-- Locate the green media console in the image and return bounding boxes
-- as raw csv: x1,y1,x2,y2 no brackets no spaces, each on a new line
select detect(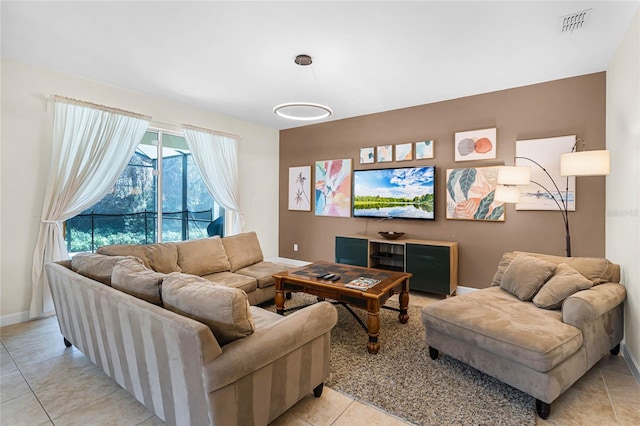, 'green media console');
335,235,458,296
